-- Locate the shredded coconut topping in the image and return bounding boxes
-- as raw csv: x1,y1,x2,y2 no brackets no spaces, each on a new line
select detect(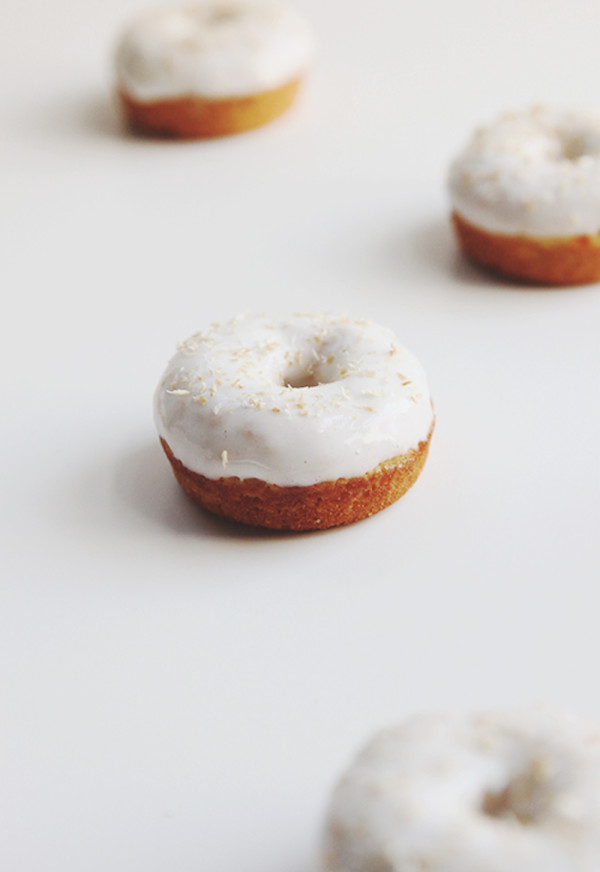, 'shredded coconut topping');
449,106,600,237
324,709,600,872
154,313,433,487
115,1,315,101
